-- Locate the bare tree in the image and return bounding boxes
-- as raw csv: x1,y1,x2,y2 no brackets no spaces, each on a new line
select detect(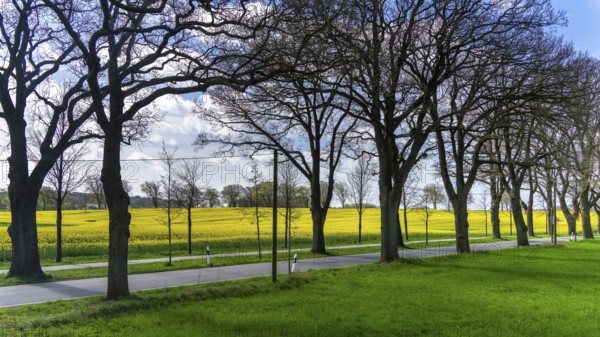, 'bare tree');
347,156,373,243
326,0,561,260
418,191,432,245
174,159,203,254
86,174,105,210
159,143,177,266
400,169,421,241
196,3,358,254
141,181,161,208
478,187,490,237
279,161,301,250
46,0,285,299
242,161,267,259
0,0,97,277
334,182,349,209
44,144,89,262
